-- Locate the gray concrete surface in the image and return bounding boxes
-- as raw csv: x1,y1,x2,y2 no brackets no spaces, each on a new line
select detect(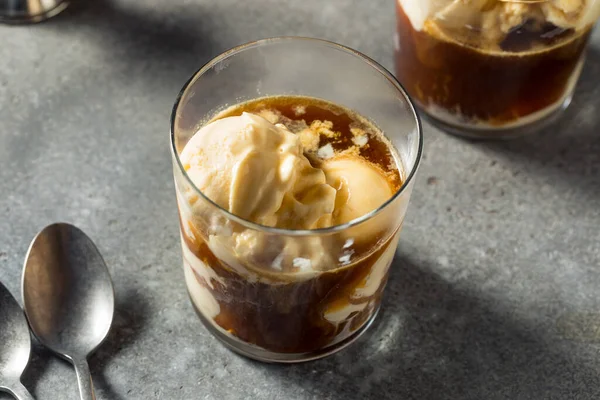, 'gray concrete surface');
1,0,599,399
